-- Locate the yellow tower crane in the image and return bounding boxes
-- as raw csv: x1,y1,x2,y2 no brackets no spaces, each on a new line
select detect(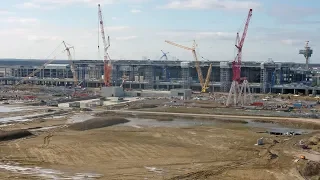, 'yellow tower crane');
165,40,212,93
